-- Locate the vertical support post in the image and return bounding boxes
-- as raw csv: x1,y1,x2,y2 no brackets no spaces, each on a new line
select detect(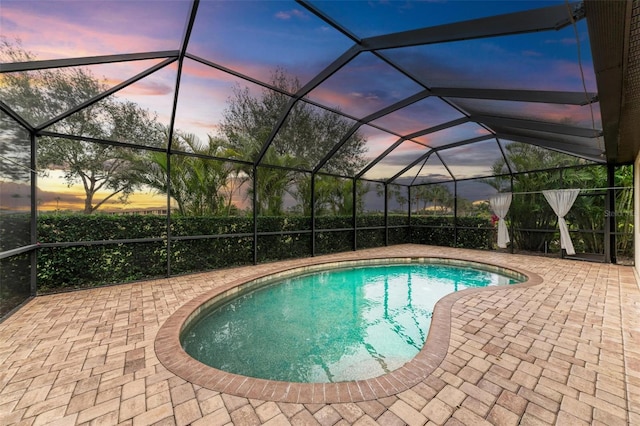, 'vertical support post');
30,131,37,296
166,151,172,277
453,181,458,248
605,164,617,263
384,183,389,246
311,173,316,257
510,175,514,254
352,177,357,251
407,186,412,243
253,165,258,265
560,168,564,259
